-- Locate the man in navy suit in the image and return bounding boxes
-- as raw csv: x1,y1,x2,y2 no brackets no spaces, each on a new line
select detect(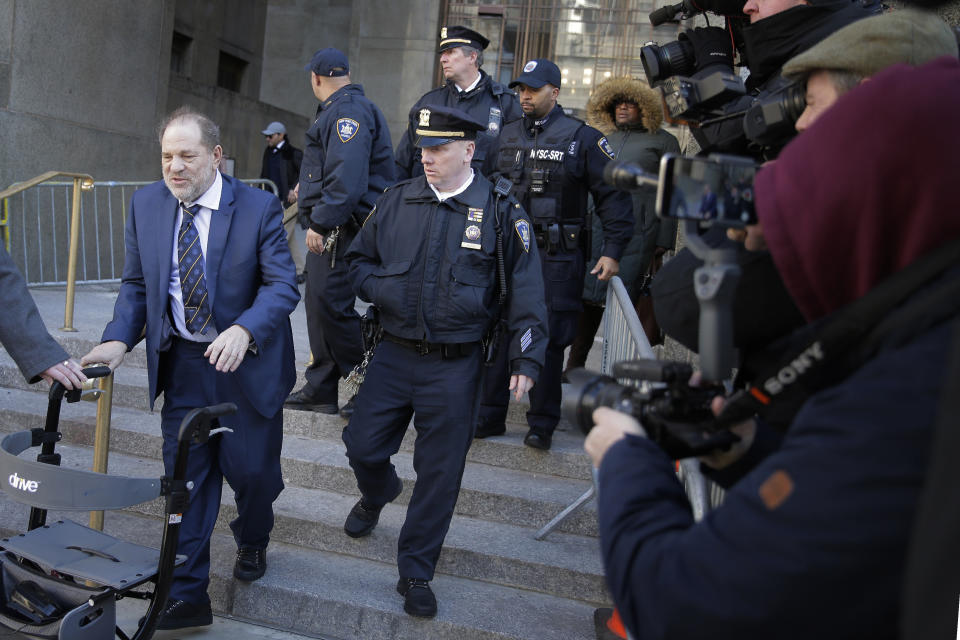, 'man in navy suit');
82,107,299,630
